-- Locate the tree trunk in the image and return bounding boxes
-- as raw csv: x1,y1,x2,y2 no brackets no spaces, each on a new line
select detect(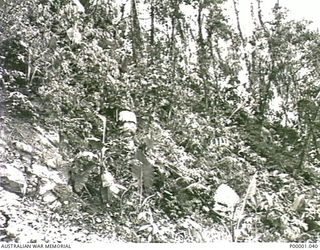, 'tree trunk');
131,0,143,64
197,1,208,110
149,0,155,65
